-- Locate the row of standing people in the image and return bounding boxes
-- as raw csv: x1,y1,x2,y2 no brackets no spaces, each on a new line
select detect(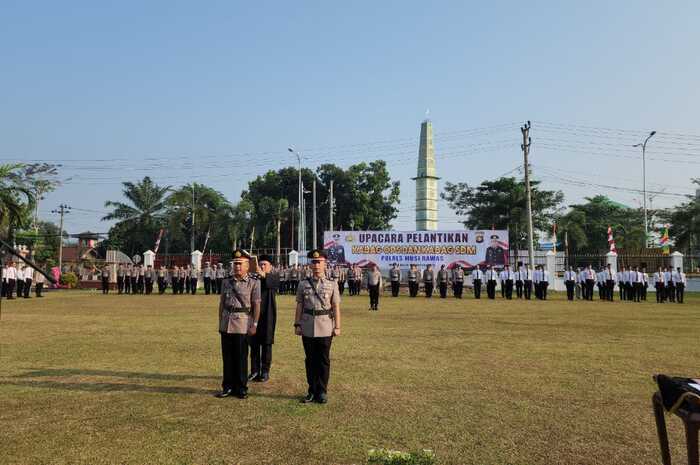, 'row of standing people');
104,263,236,295
1,261,47,298
563,265,687,303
